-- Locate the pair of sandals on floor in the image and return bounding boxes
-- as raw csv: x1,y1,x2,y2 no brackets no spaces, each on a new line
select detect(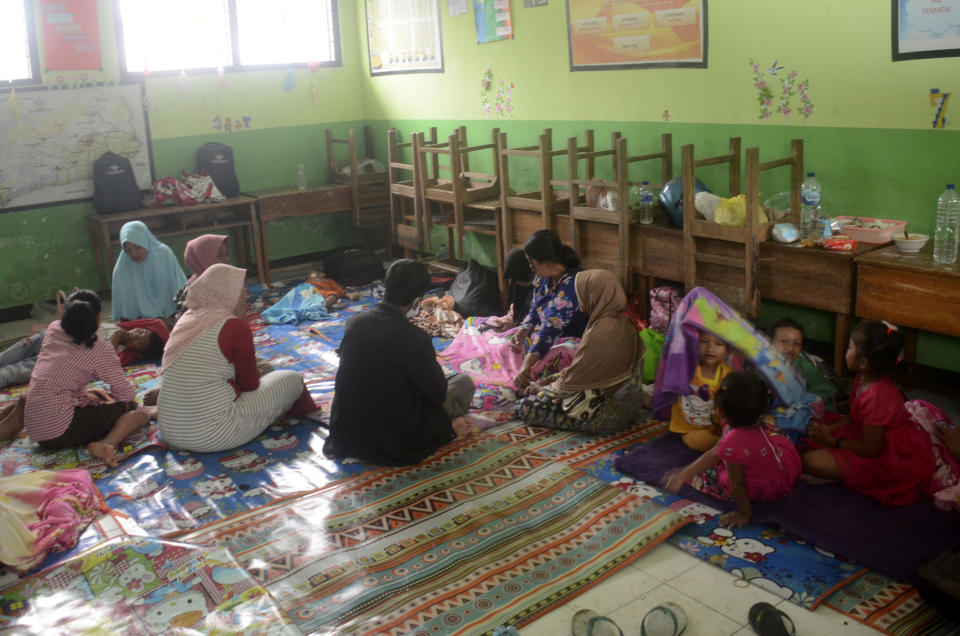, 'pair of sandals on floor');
571,601,795,636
